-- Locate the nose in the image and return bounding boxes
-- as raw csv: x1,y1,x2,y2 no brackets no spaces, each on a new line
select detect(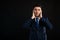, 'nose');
36,10,38,13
